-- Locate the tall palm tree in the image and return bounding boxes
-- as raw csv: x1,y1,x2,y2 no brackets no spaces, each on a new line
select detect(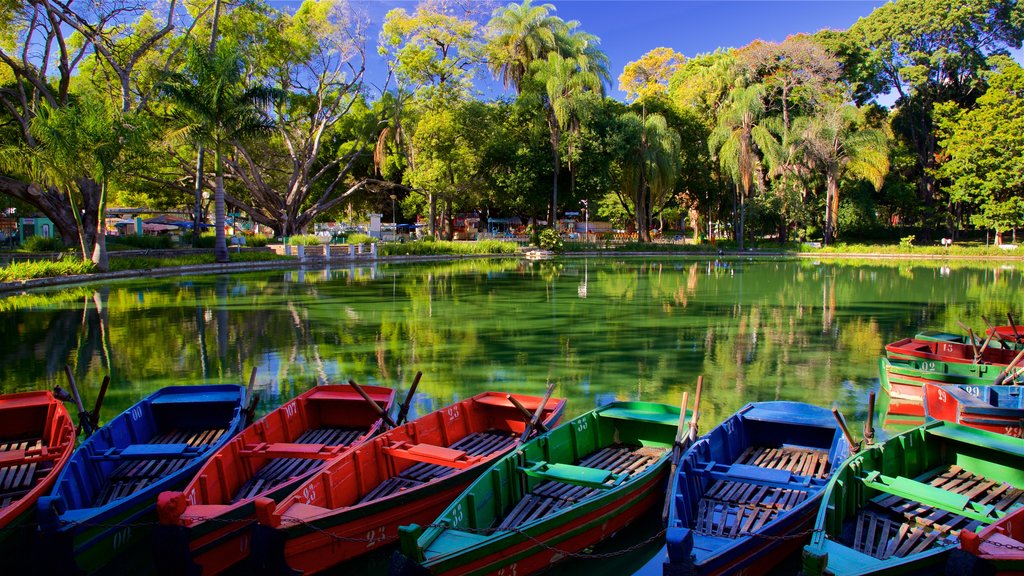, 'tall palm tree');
796,104,889,245
709,84,770,250
486,0,568,94
533,51,604,224
159,41,274,262
619,111,681,241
